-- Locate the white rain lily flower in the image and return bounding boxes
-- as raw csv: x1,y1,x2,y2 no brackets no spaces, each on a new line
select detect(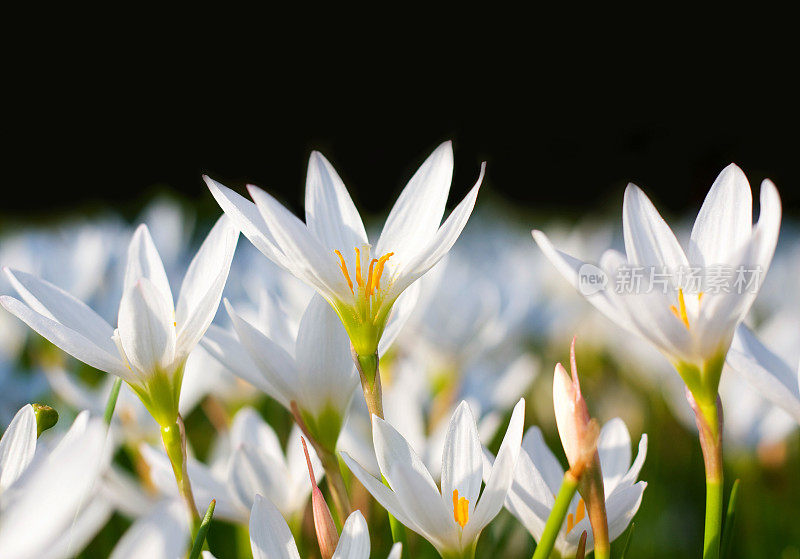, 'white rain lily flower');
0,406,109,559
109,498,190,559
247,494,401,559
1,217,238,427
342,399,525,559
498,420,647,557
533,164,781,402
726,323,800,427
205,141,484,359
203,293,359,453
140,407,321,525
